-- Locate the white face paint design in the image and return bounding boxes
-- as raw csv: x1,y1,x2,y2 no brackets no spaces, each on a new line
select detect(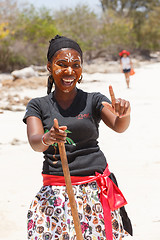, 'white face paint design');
63,89,69,93
68,67,72,74
78,56,82,67
65,53,74,62
54,69,62,75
